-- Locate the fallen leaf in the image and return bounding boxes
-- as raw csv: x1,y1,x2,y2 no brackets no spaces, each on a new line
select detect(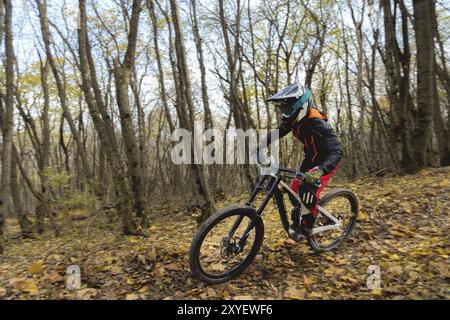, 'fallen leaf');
22,280,39,295
46,272,64,284
283,287,305,300
153,266,166,277
359,212,368,220
125,276,135,285
164,262,182,271
308,292,323,299
389,254,401,260
234,295,253,300
125,293,140,300
77,288,97,300
28,262,44,274
129,237,139,243
109,265,123,275
138,286,149,293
